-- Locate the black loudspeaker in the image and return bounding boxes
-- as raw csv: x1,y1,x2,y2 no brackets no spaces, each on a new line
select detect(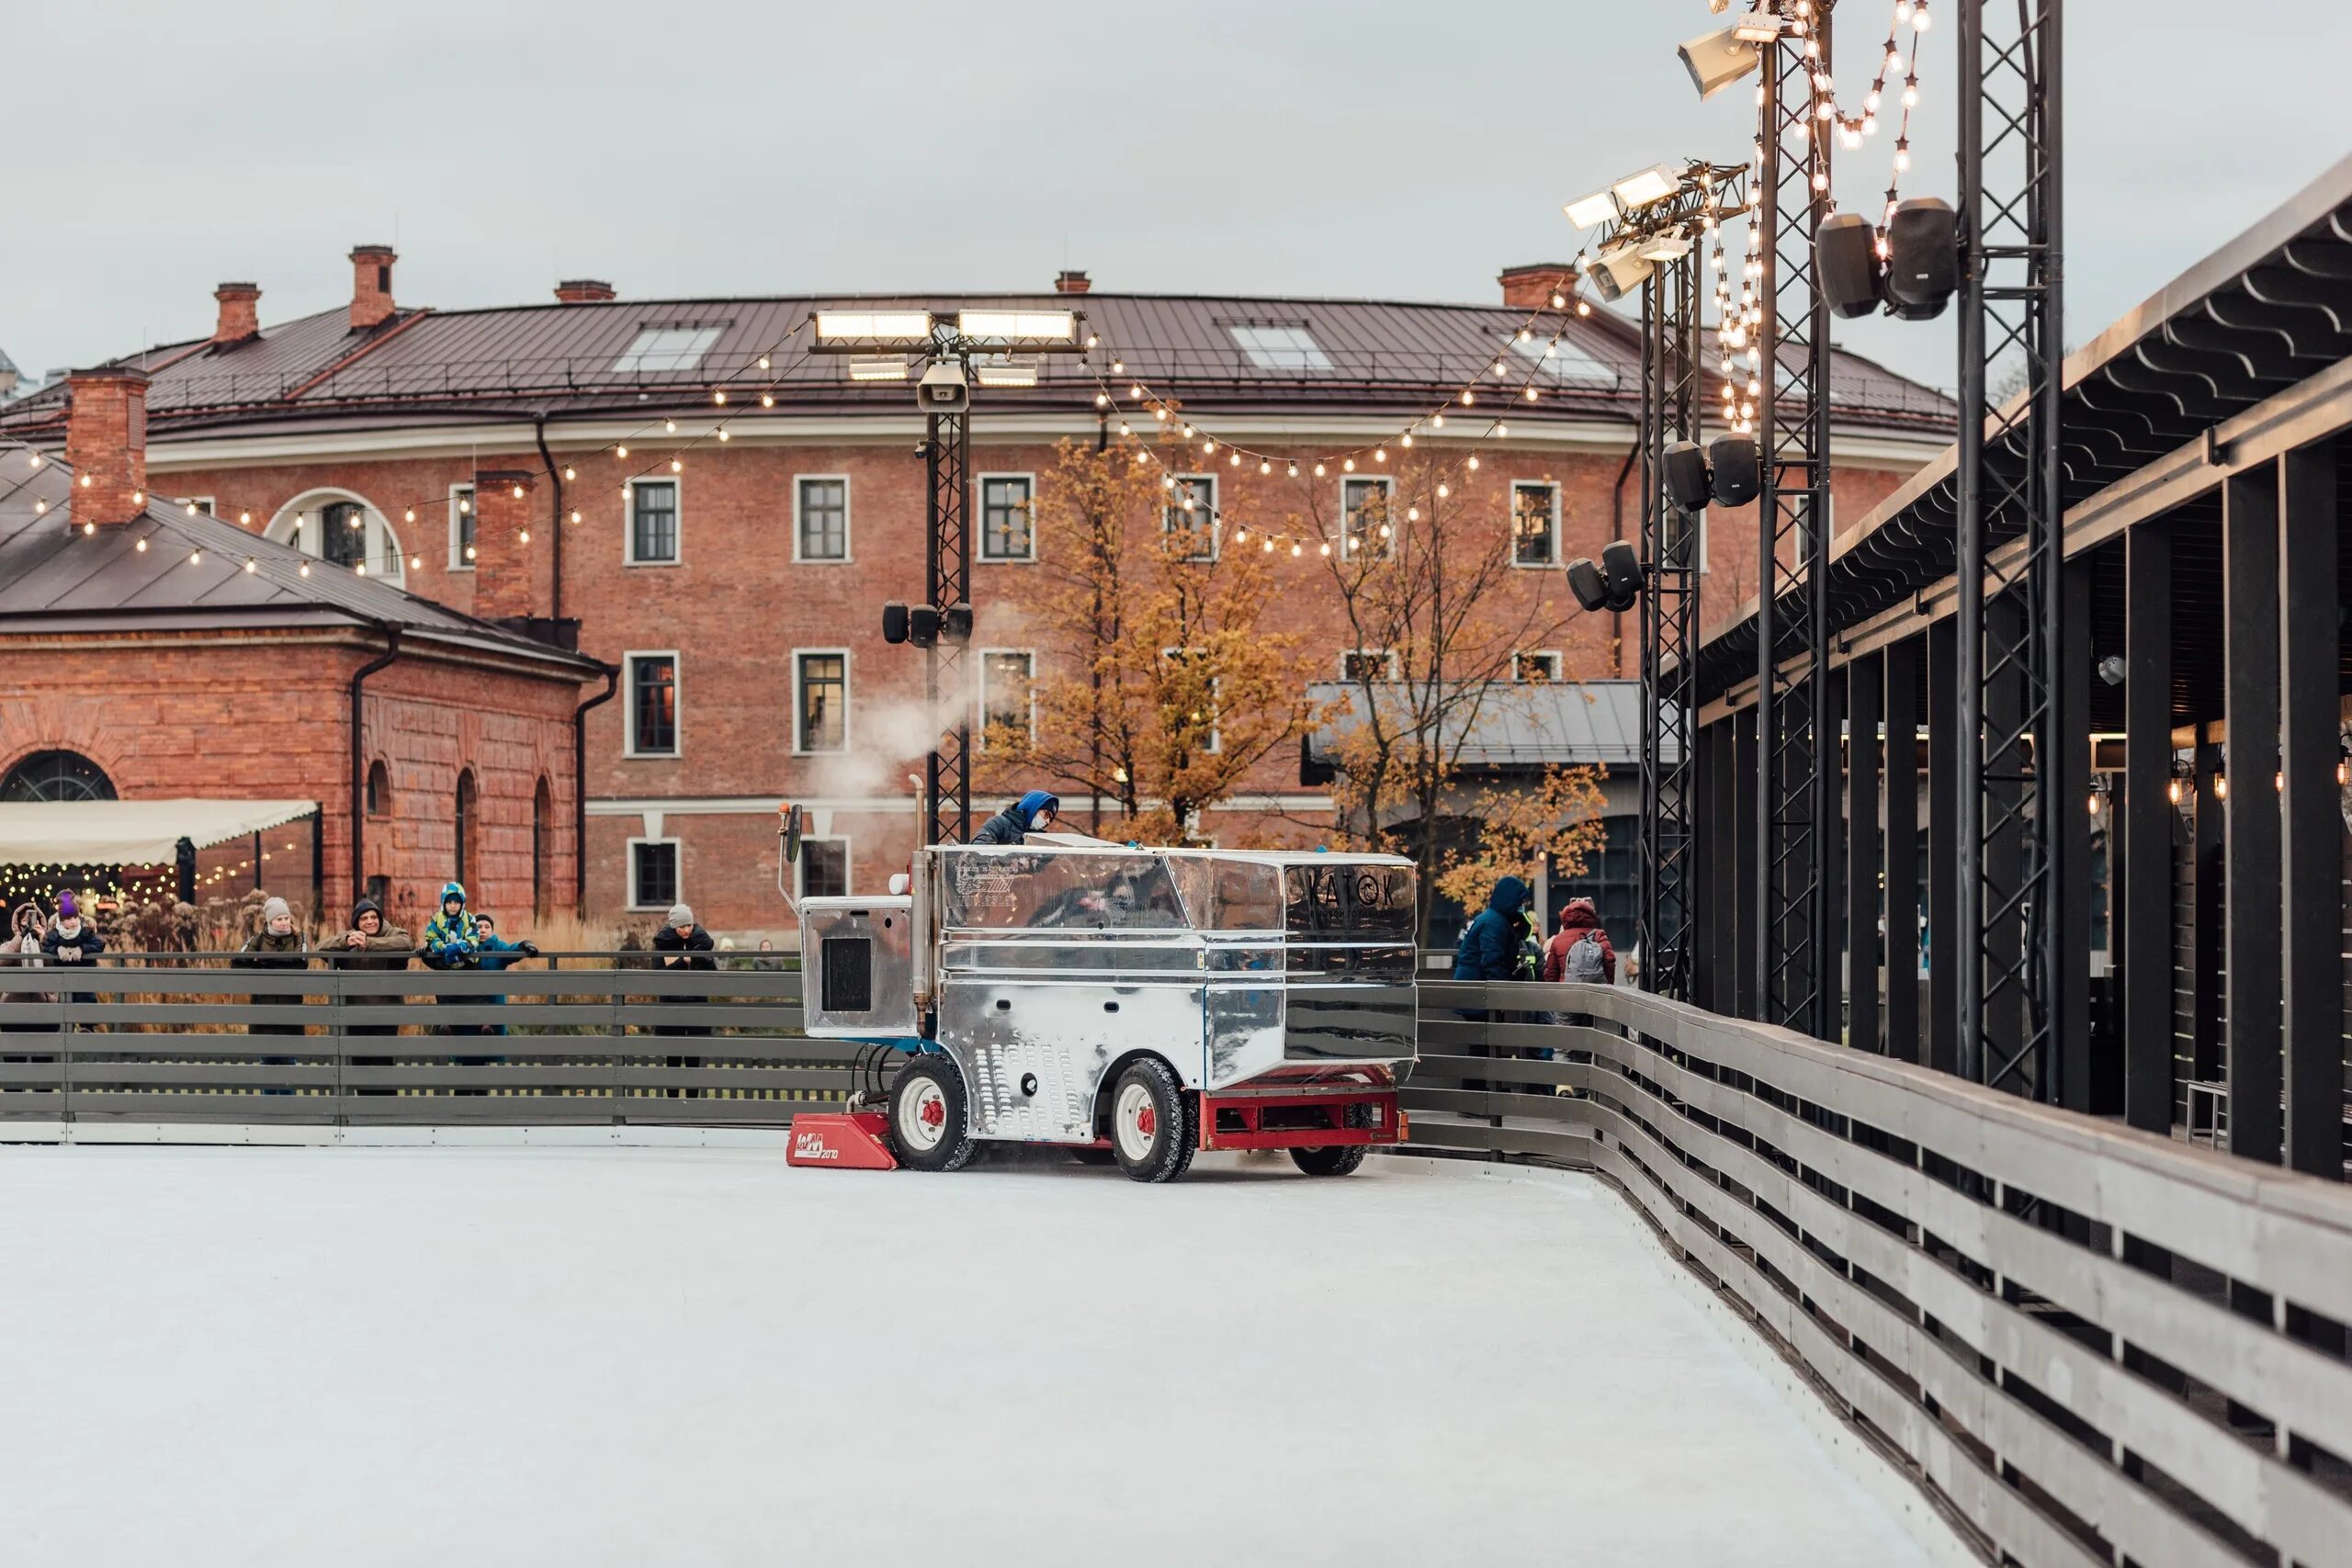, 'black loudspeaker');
1662,439,1713,513
881,601,910,645
1883,197,1959,321
941,604,973,643
1566,557,1608,614
908,604,943,648
1600,539,1643,613
1817,211,1883,320
1707,434,1760,508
